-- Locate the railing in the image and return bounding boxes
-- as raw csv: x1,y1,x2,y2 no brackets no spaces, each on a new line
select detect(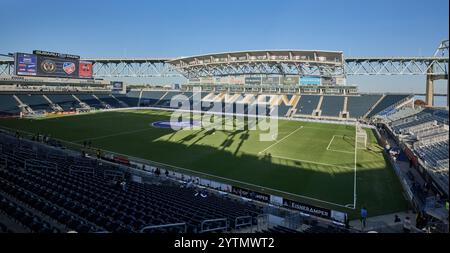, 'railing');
200,218,228,233
24,159,58,172
234,216,252,230
140,223,187,233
